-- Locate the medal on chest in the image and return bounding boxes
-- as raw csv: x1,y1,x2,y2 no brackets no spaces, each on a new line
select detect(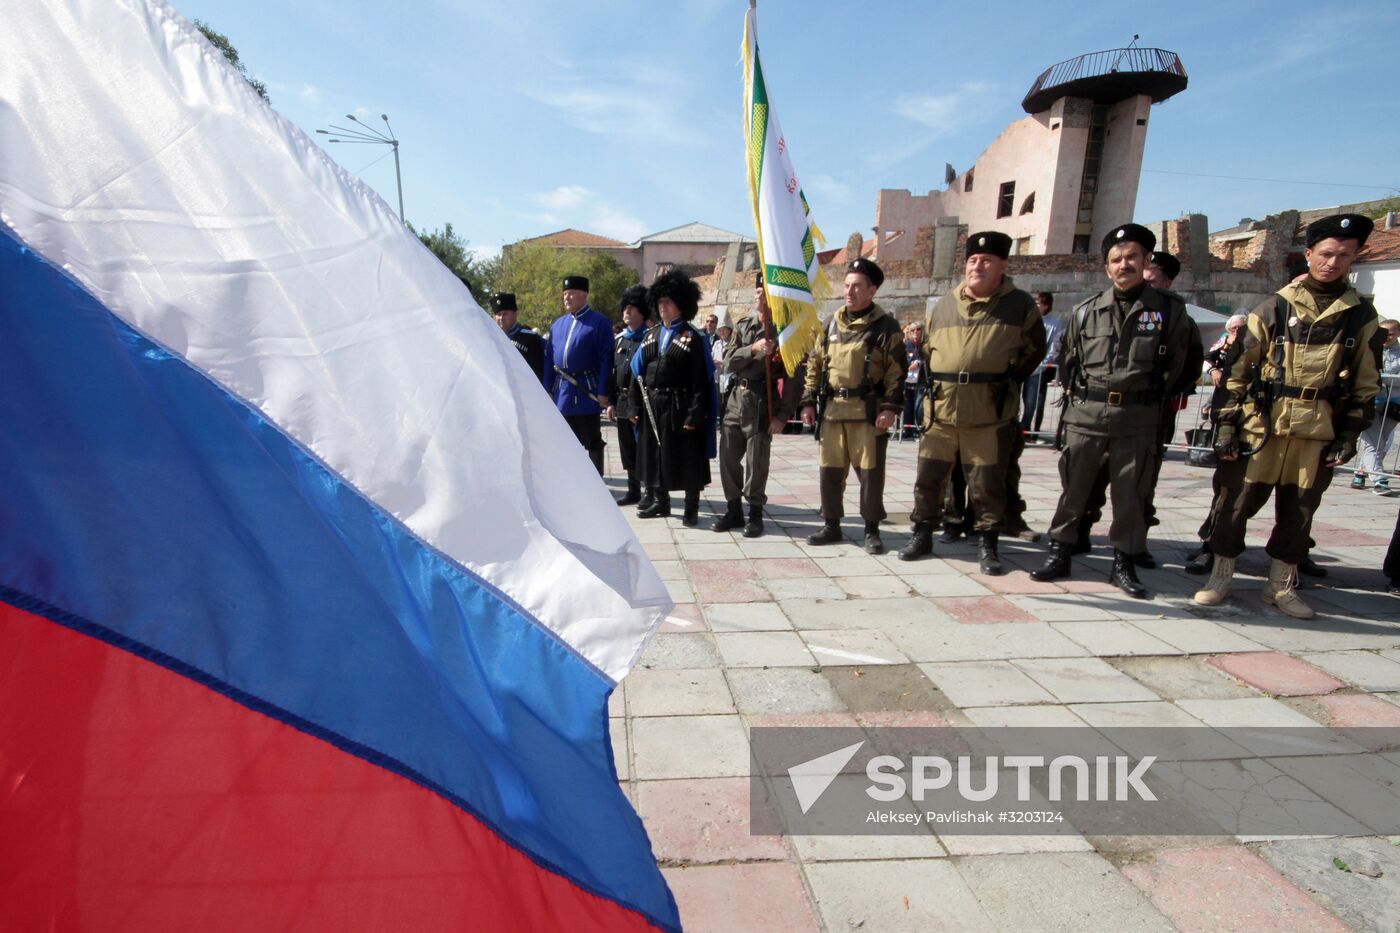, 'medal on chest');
1137,310,1162,333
